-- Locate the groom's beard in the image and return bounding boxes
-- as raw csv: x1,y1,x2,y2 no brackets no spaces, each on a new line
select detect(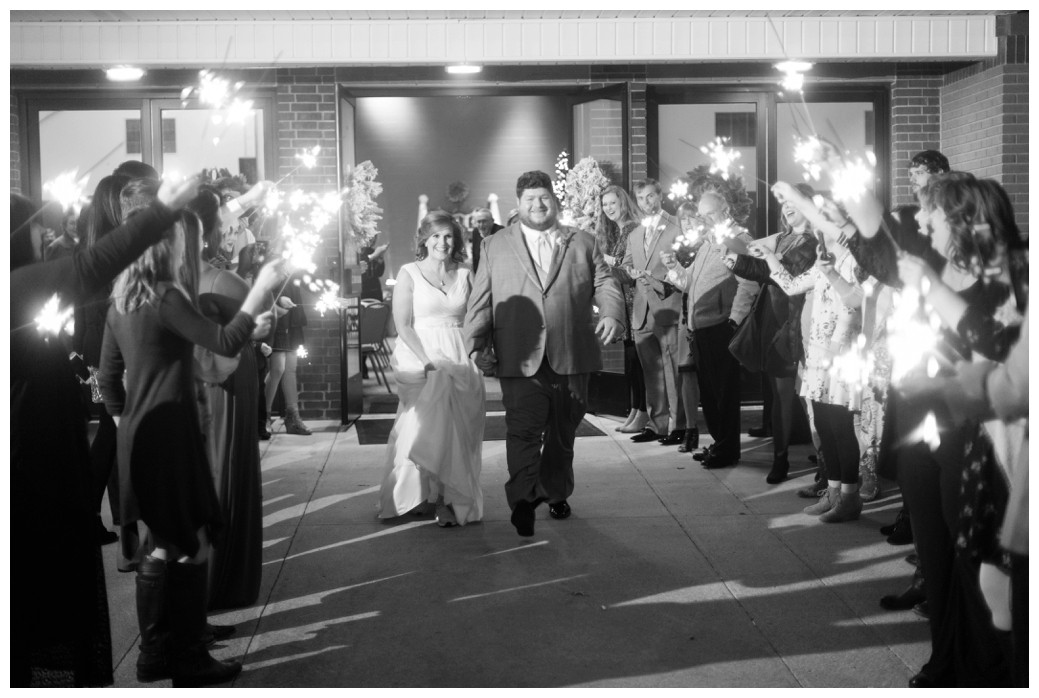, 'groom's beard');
519,210,557,231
